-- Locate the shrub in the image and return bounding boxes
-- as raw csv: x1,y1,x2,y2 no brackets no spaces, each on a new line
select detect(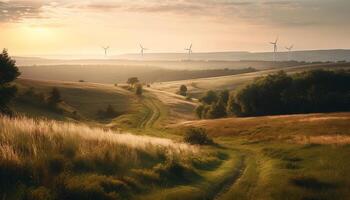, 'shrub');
136,84,143,96
184,128,213,145
97,104,120,119
47,87,62,107
179,85,188,96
